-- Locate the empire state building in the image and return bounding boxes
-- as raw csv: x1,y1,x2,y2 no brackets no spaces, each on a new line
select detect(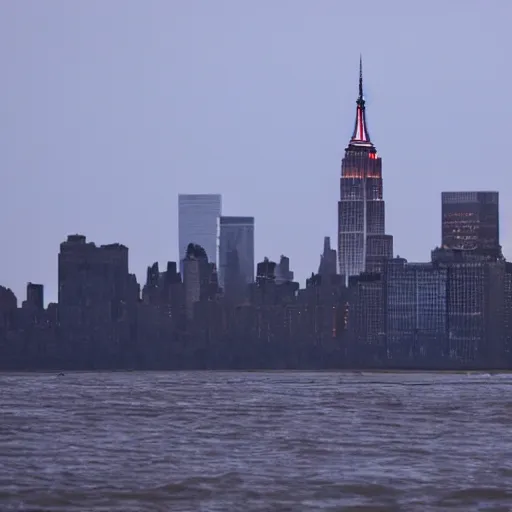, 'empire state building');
338,59,393,281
